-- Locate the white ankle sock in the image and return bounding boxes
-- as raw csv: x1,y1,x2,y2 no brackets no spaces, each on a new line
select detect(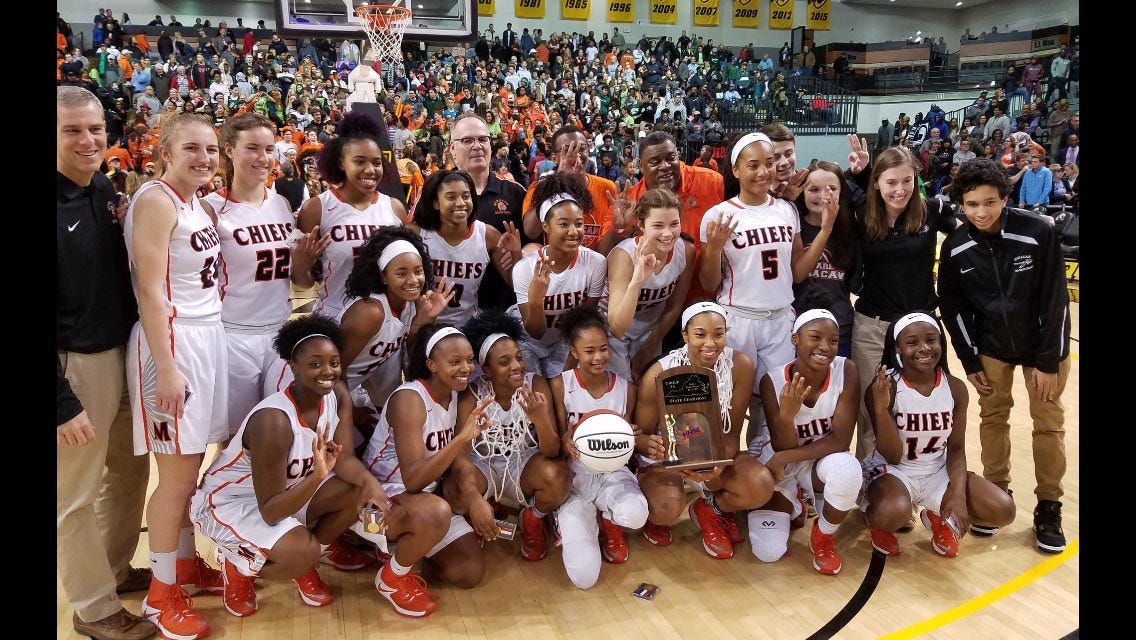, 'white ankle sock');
150,550,177,585
388,555,411,576
817,512,840,536
178,527,197,559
